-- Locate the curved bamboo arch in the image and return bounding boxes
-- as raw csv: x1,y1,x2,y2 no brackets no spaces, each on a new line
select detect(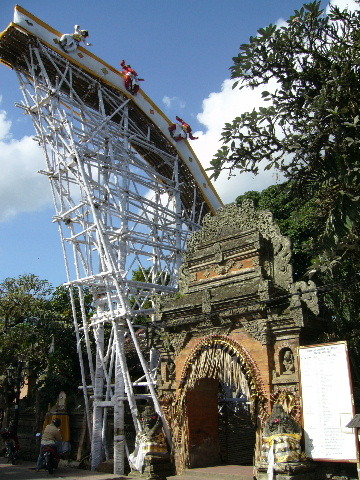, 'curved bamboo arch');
171,335,268,472
179,335,267,413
